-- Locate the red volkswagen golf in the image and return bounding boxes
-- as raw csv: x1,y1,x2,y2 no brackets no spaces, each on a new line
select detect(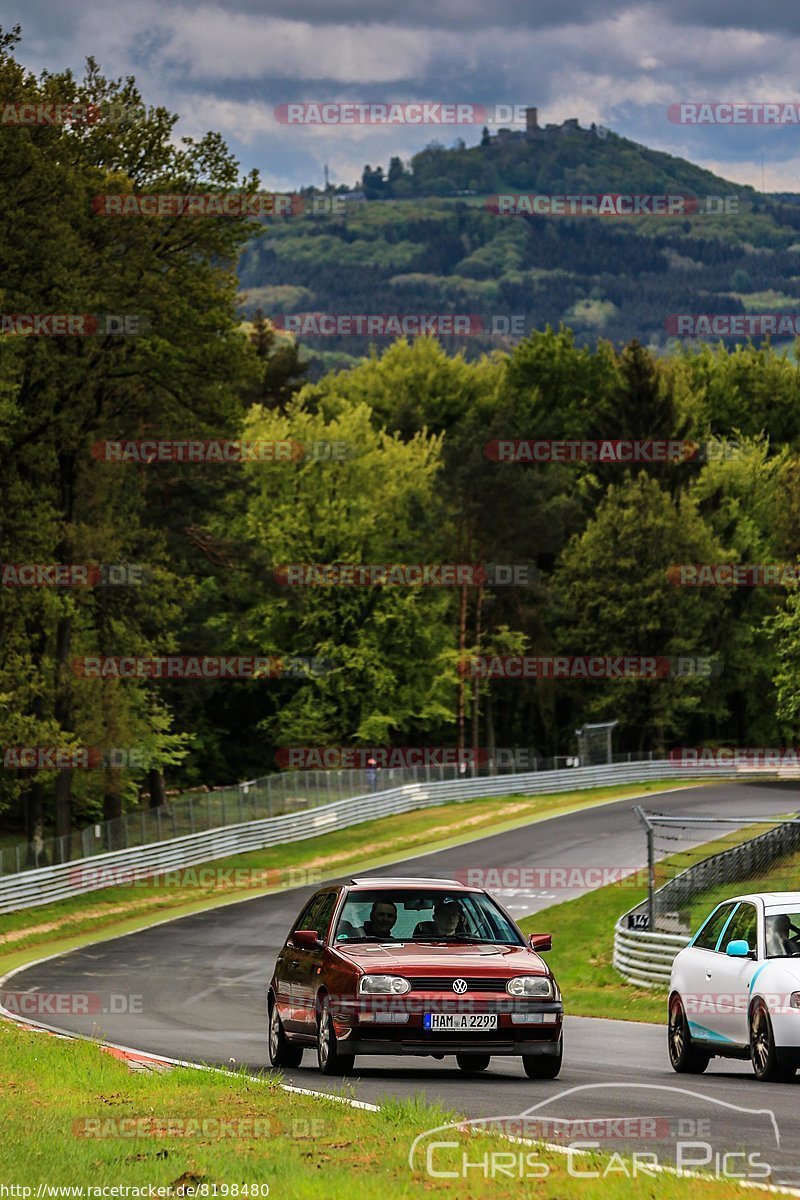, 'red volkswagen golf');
267,876,563,1077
